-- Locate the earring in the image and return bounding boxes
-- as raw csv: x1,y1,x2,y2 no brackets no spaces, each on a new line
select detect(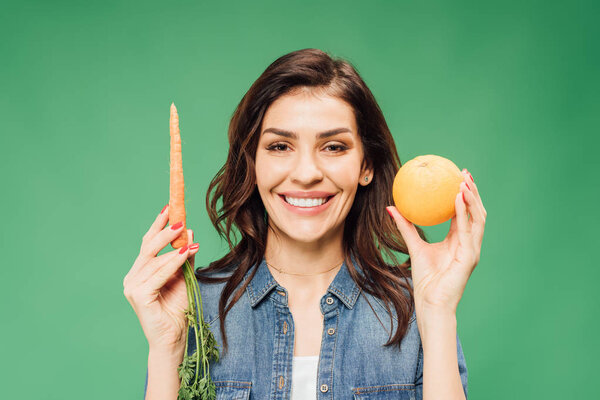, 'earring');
365,176,369,182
